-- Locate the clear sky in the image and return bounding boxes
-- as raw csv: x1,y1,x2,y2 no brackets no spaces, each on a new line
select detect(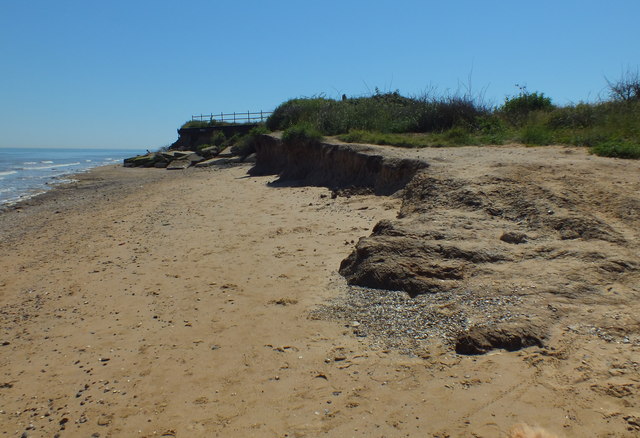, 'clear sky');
1,0,638,149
